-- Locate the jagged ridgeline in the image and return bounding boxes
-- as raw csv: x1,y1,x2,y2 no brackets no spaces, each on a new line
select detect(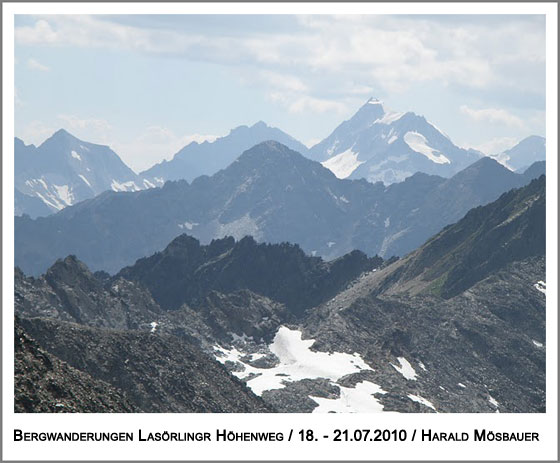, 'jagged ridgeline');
15,176,545,413
15,141,544,276
117,235,382,316
14,240,382,412
15,99,545,220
